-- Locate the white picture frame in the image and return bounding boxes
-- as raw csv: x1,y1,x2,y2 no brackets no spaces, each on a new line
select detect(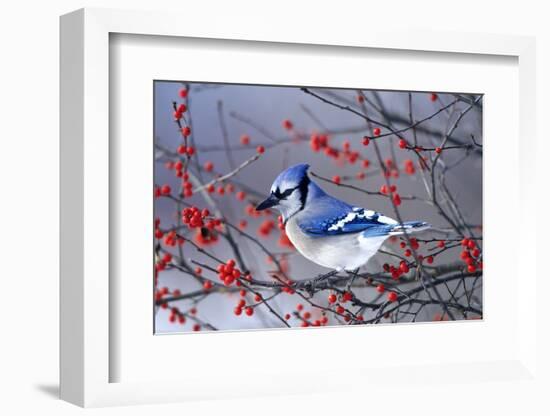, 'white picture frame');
60,7,540,408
